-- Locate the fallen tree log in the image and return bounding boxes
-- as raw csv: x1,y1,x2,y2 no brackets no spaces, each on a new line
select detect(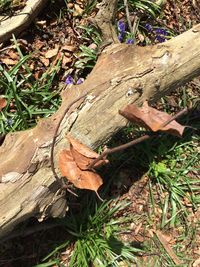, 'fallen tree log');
0,16,200,238
0,0,48,43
